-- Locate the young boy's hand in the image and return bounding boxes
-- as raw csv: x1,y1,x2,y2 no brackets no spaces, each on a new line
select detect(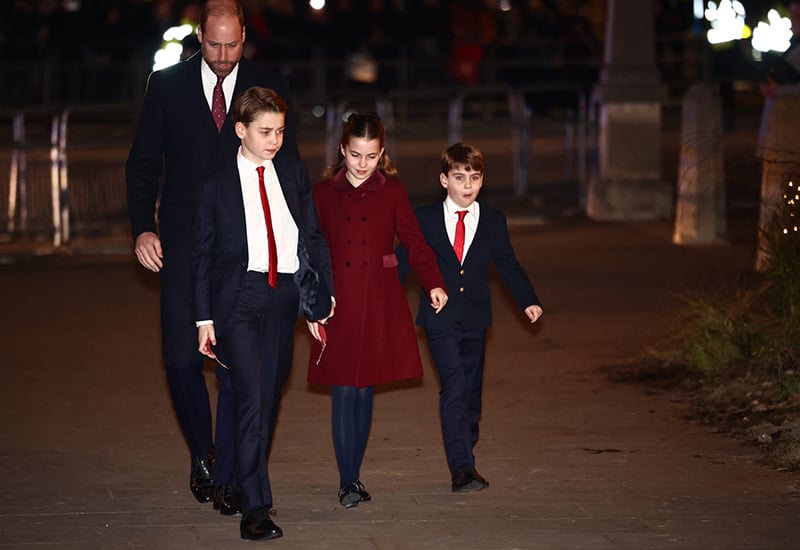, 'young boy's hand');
524,305,543,324
198,324,217,359
429,287,448,314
